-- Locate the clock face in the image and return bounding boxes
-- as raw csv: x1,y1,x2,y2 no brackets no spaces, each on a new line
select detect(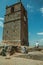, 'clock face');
24,16,26,21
